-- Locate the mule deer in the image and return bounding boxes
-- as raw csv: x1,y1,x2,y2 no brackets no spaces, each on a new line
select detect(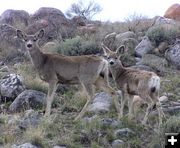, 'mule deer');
16,29,121,120
102,44,165,125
